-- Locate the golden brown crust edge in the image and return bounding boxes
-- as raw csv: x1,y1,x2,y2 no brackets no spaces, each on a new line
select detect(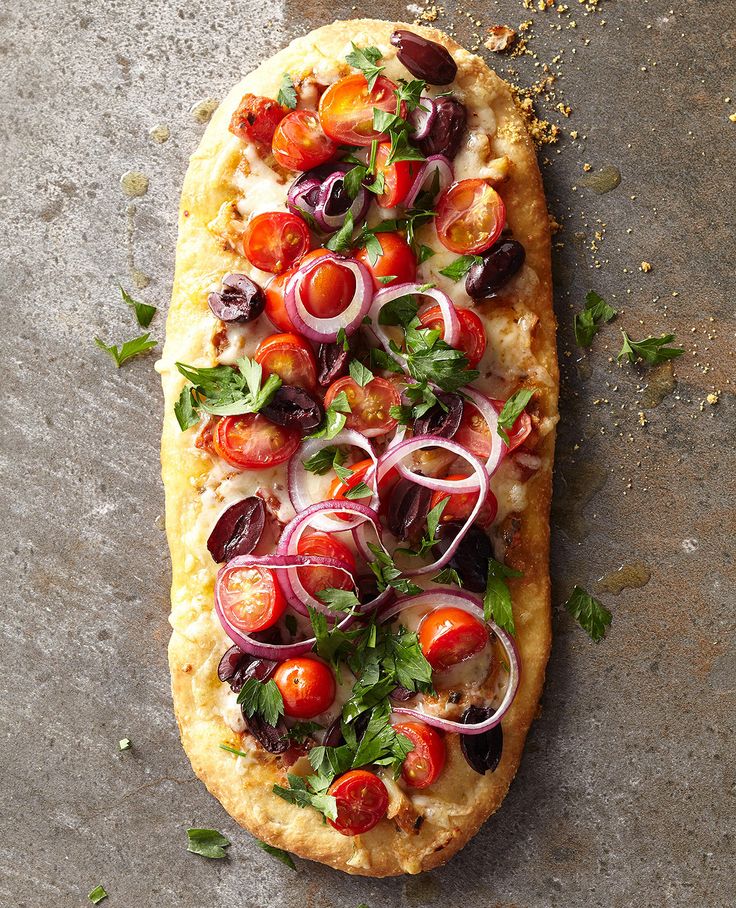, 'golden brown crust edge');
160,18,557,877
